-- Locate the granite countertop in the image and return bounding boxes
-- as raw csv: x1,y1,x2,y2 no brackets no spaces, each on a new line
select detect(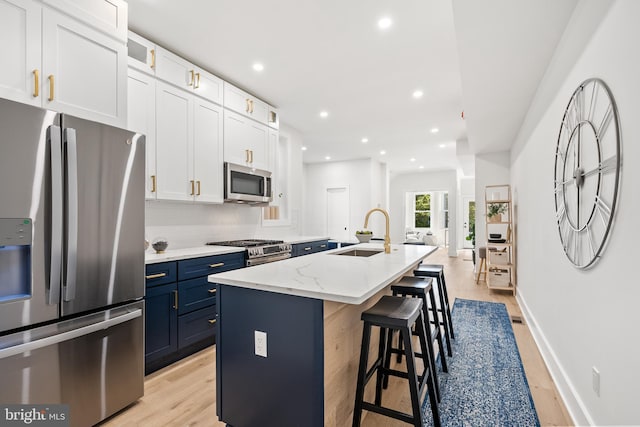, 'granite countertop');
145,246,246,264
208,243,437,305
